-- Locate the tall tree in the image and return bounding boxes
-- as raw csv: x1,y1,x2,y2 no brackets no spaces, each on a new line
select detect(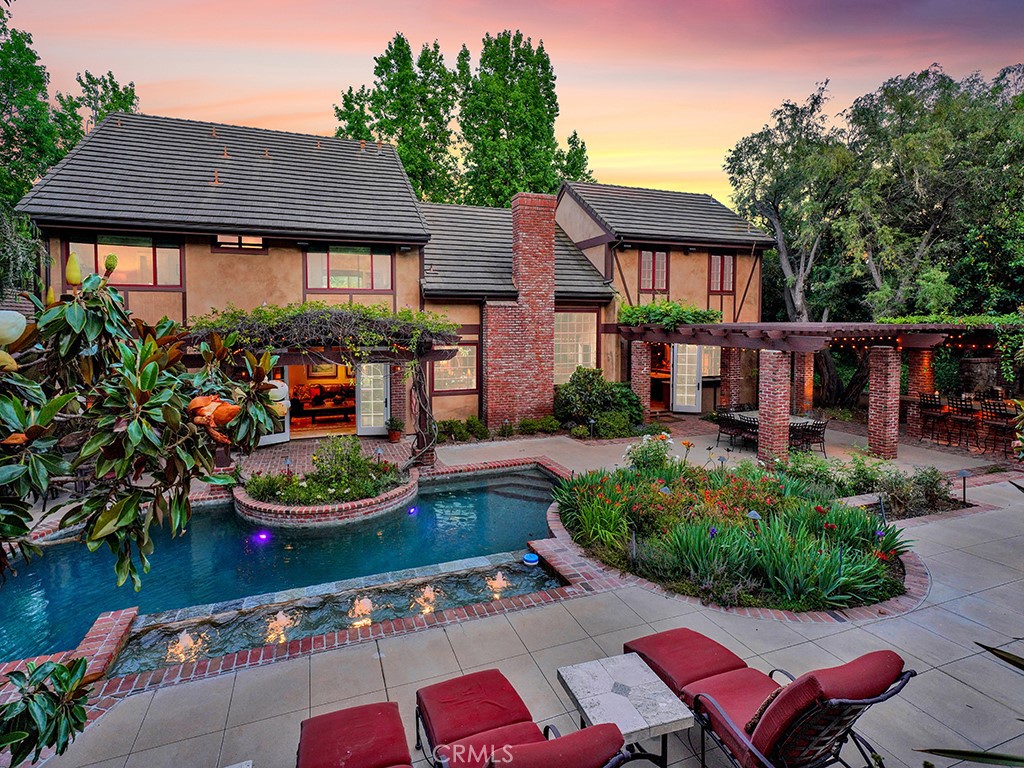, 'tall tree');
457,30,562,207
75,70,138,128
334,33,459,202
556,130,596,183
